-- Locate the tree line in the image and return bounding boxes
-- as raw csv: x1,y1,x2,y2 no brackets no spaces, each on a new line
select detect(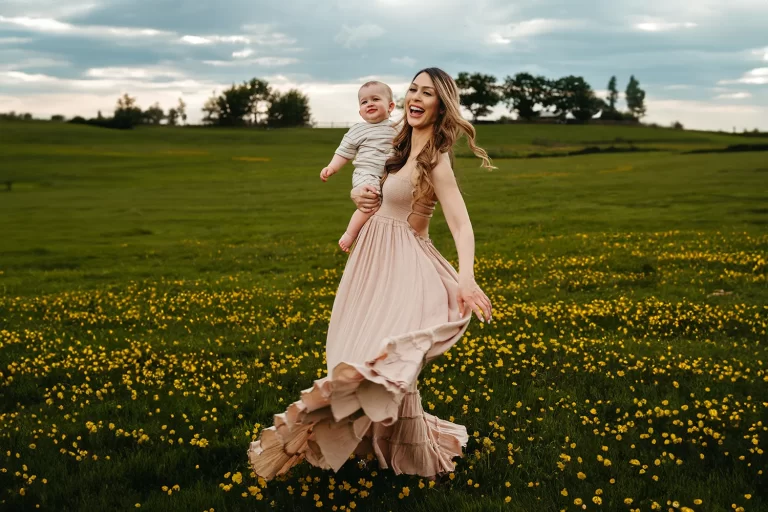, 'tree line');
1,73,642,128
73,80,311,129
0,78,312,129
455,72,646,123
